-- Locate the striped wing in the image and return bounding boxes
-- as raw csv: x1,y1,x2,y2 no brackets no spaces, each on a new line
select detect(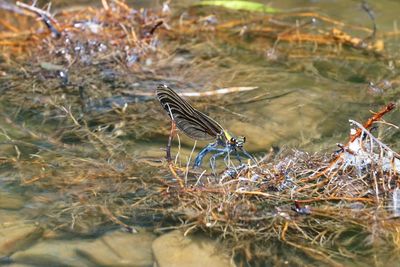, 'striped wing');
156,84,224,140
